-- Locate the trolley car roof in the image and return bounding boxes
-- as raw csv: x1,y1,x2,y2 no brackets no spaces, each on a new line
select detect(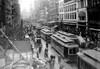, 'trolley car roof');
77,50,100,69
51,36,78,48
57,31,77,39
53,33,73,43
41,29,52,35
